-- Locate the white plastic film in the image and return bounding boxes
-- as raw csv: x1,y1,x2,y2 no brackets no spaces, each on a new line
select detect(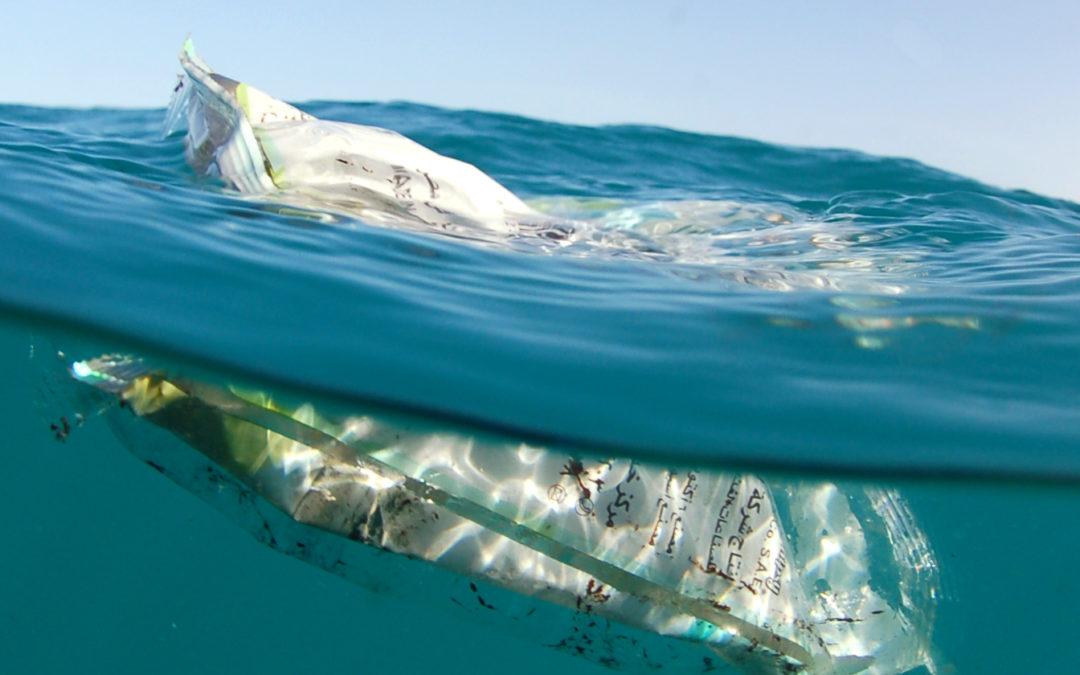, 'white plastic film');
167,40,552,237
